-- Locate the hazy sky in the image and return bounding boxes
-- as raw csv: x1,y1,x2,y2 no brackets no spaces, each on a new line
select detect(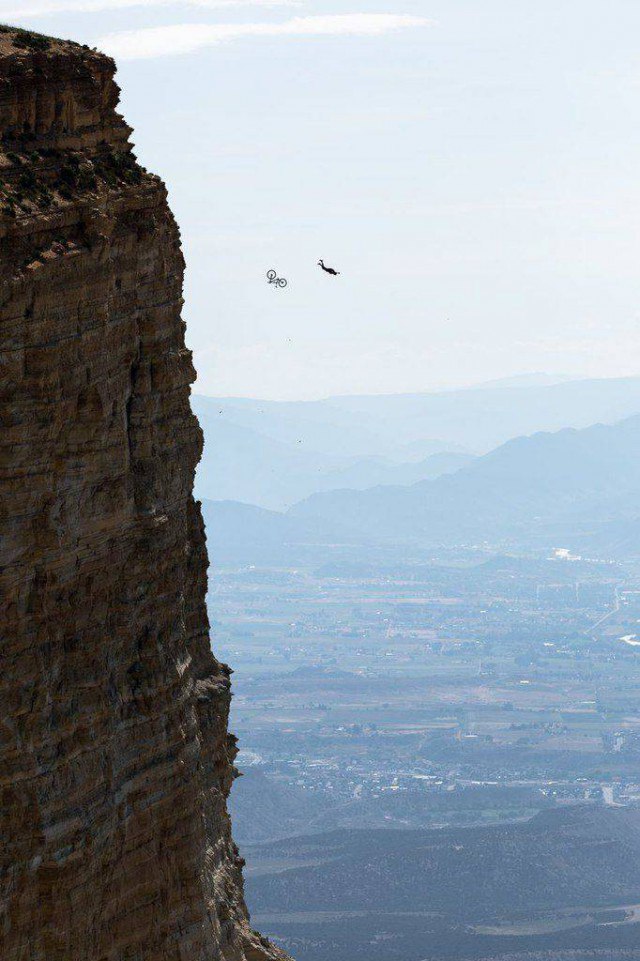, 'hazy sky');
6,1,640,398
